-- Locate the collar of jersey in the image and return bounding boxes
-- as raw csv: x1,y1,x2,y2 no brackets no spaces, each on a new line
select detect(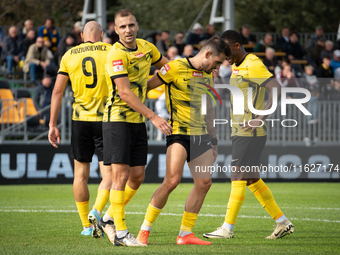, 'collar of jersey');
118,41,138,51
235,53,249,67
84,41,95,44
186,57,200,71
